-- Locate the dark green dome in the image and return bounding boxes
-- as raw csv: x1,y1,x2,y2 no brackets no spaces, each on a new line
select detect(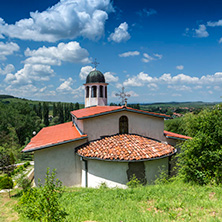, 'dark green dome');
86,70,105,84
